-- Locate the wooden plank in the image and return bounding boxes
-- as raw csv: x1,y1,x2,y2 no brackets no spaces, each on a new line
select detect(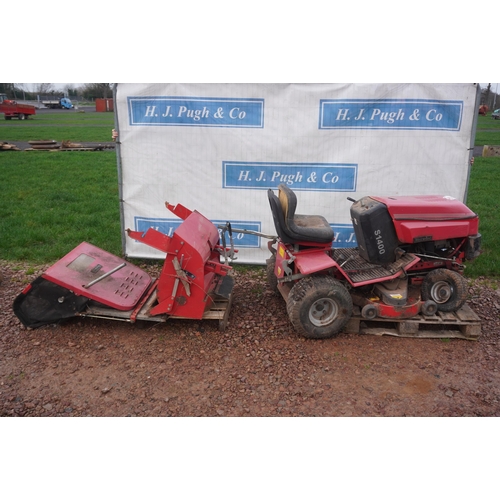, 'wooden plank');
346,304,481,340
361,327,477,340
397,321,419,335
437,311,459,321
455,304,479,322
420,313,440,322
345,317,360,334
459,323,481,339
